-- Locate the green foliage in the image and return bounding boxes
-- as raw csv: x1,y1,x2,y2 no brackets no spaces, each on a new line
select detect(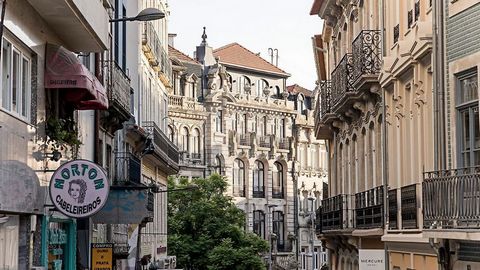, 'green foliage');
168,174,268,270
45,115,81,157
